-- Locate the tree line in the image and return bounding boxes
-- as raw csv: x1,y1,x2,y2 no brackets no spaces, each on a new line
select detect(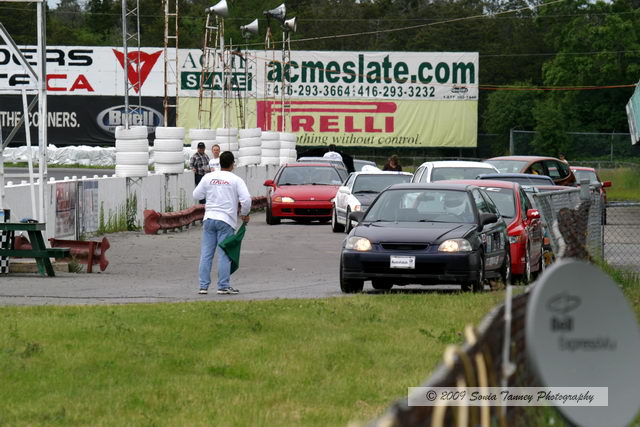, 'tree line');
2,0,639,157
